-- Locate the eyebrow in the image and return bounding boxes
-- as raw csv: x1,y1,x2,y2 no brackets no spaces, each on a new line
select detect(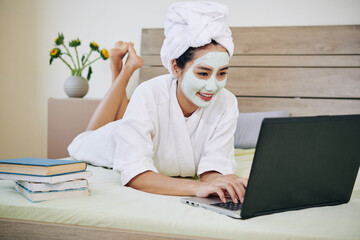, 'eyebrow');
220,66,229,71
195,66,229,71
196,66,213,71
